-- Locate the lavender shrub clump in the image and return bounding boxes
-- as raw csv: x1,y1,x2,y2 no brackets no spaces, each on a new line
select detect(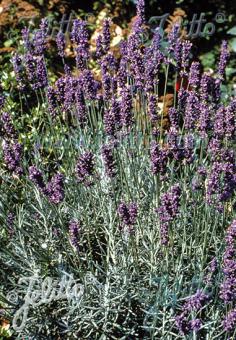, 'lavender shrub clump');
1,0,236,337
